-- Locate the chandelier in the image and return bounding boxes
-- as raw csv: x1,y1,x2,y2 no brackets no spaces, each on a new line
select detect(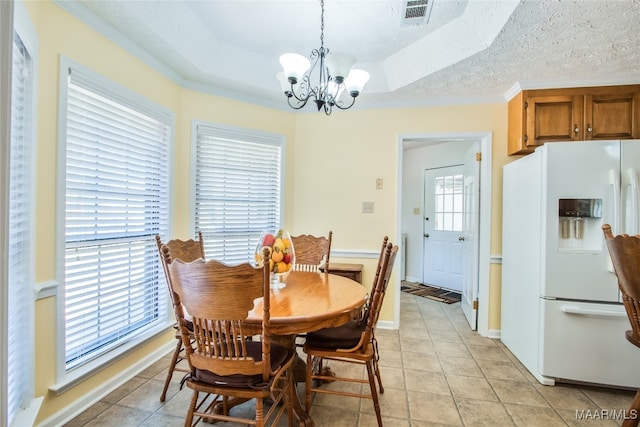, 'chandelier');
276,0,370,115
